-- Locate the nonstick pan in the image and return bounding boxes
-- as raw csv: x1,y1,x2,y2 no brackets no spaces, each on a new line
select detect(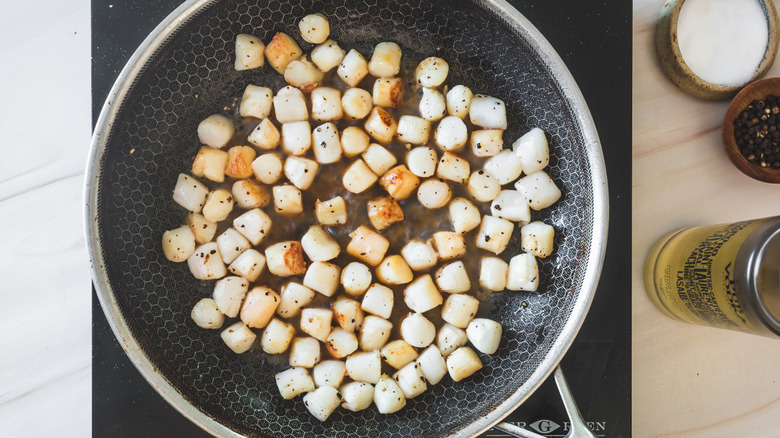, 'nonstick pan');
85,0,608,436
